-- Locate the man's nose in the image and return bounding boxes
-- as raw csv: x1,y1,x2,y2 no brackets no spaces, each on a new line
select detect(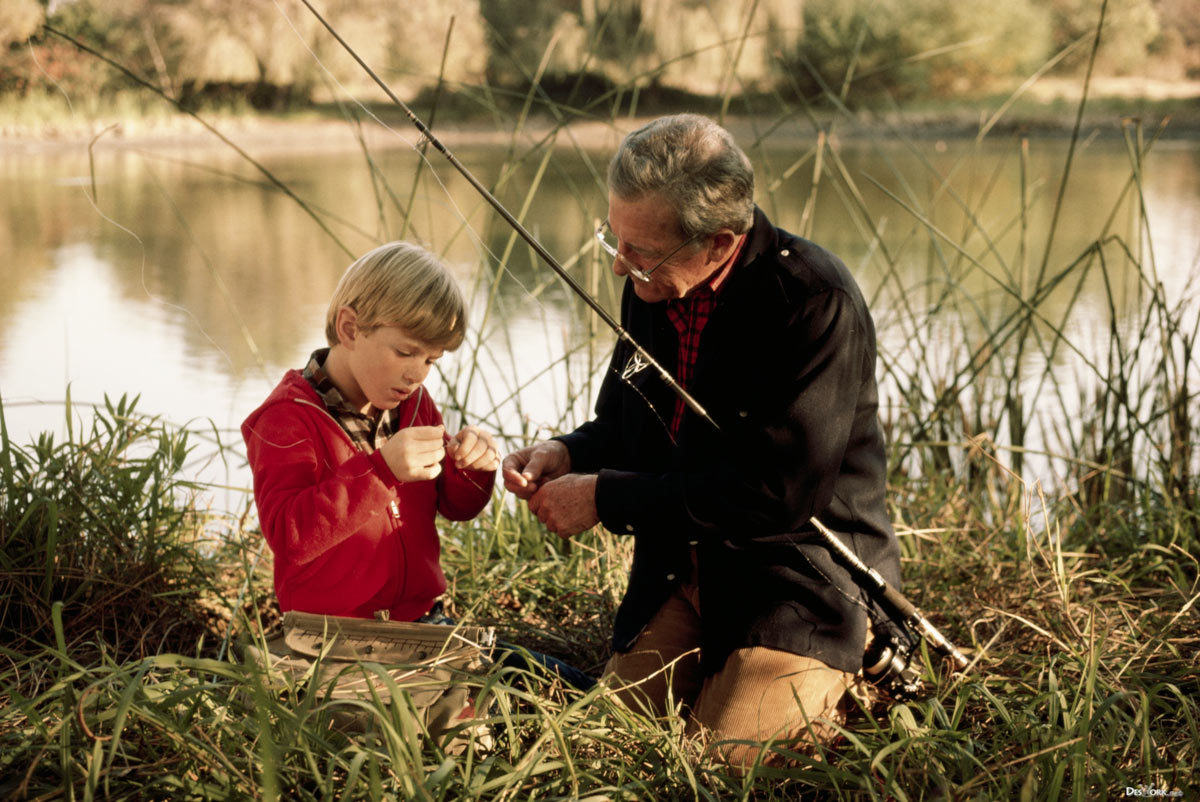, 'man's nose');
611,254,628,277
